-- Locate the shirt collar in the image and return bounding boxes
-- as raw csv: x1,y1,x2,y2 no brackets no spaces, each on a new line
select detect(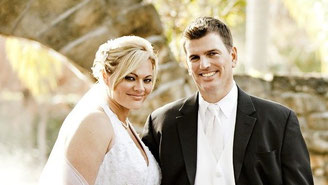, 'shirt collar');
198,92,211,118
217,81,238,118
198,81,238,118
